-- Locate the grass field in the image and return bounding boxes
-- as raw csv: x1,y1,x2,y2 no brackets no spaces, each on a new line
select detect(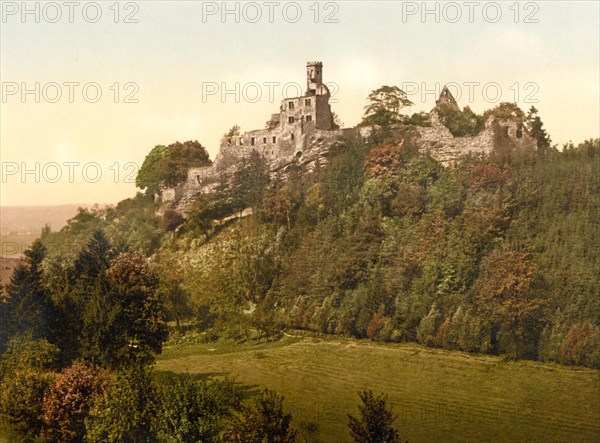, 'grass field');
156,334,600,443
